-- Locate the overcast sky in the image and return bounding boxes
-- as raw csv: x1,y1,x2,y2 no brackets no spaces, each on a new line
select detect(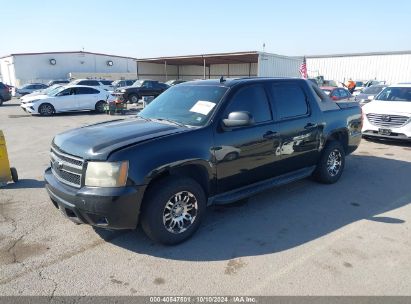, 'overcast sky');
2,0,411,58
